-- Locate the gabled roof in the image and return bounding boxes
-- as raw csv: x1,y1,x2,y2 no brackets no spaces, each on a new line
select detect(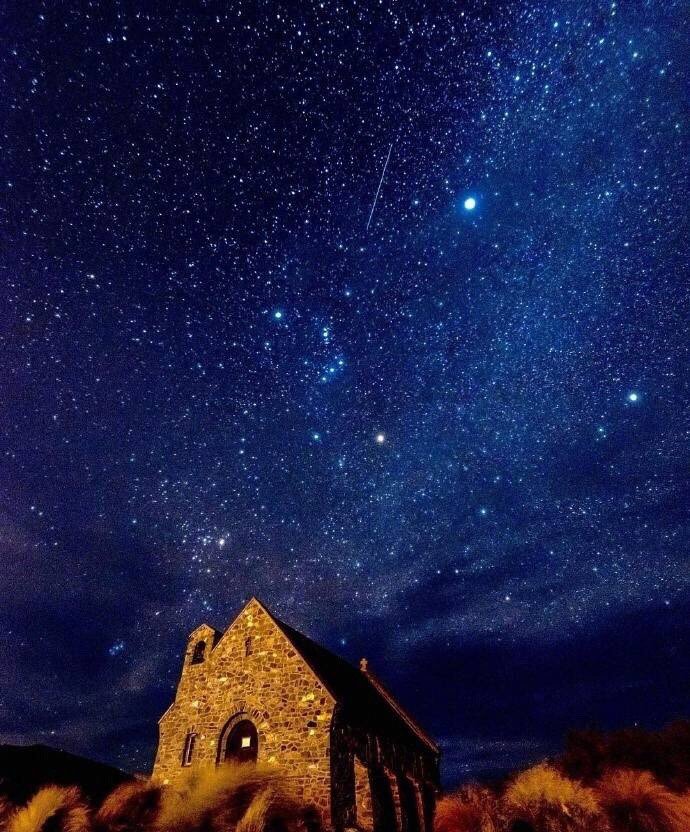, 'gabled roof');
257,600,439,755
